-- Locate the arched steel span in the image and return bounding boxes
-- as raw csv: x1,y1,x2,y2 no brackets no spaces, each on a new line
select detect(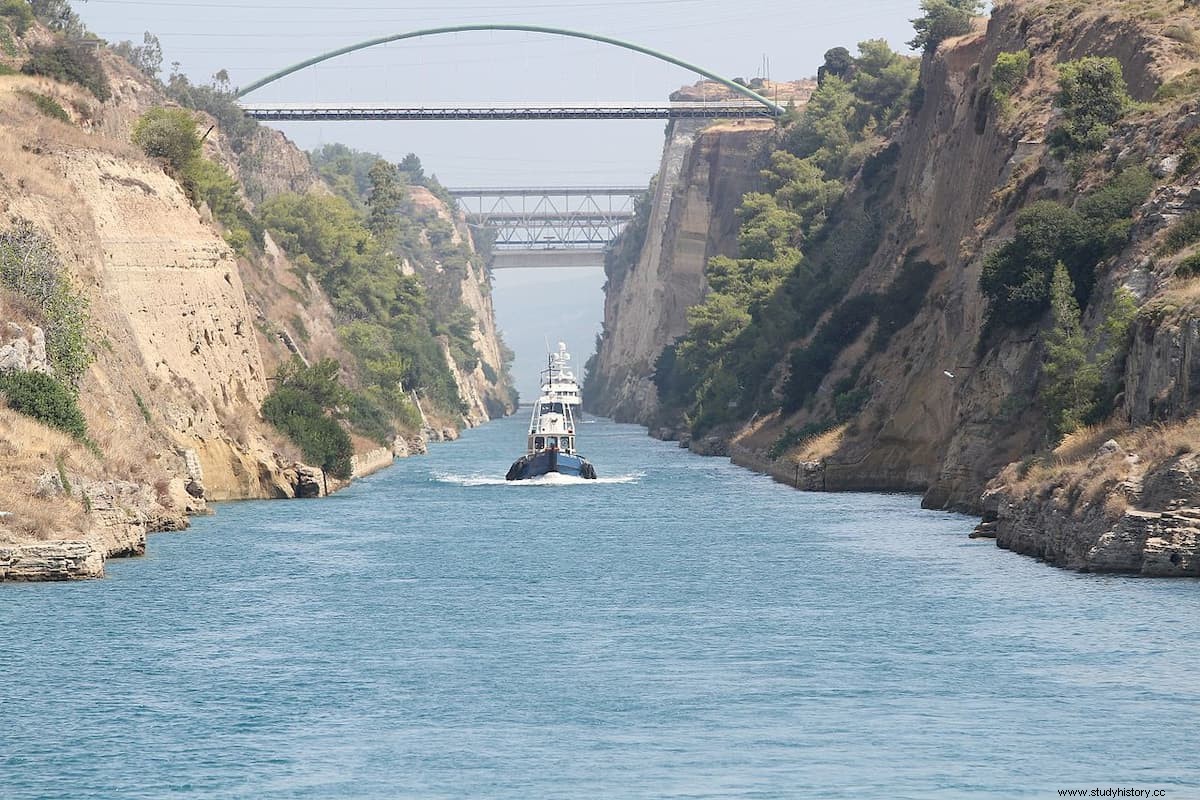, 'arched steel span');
235,24,784,116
